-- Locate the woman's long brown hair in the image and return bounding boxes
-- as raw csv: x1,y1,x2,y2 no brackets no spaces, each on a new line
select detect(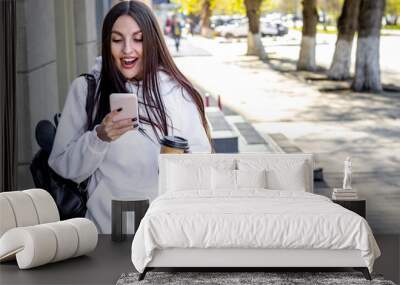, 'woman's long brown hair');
94,0,211,144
